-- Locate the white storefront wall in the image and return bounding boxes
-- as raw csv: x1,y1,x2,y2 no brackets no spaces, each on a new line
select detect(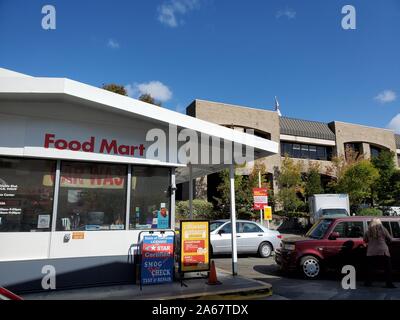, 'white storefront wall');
0,69,278,290
0,101,180,263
